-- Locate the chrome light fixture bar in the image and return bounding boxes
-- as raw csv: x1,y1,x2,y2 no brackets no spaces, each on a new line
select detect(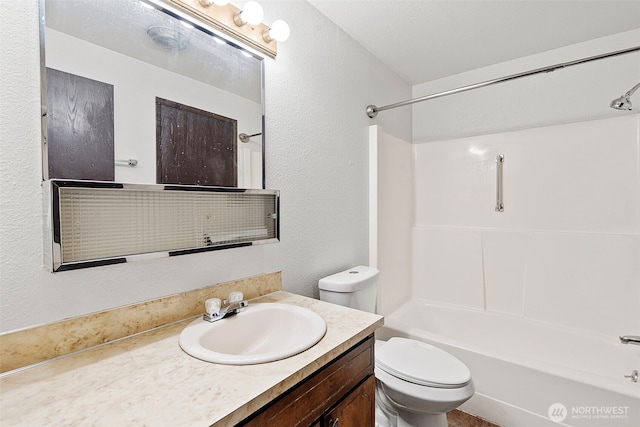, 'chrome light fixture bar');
199,0,229,6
